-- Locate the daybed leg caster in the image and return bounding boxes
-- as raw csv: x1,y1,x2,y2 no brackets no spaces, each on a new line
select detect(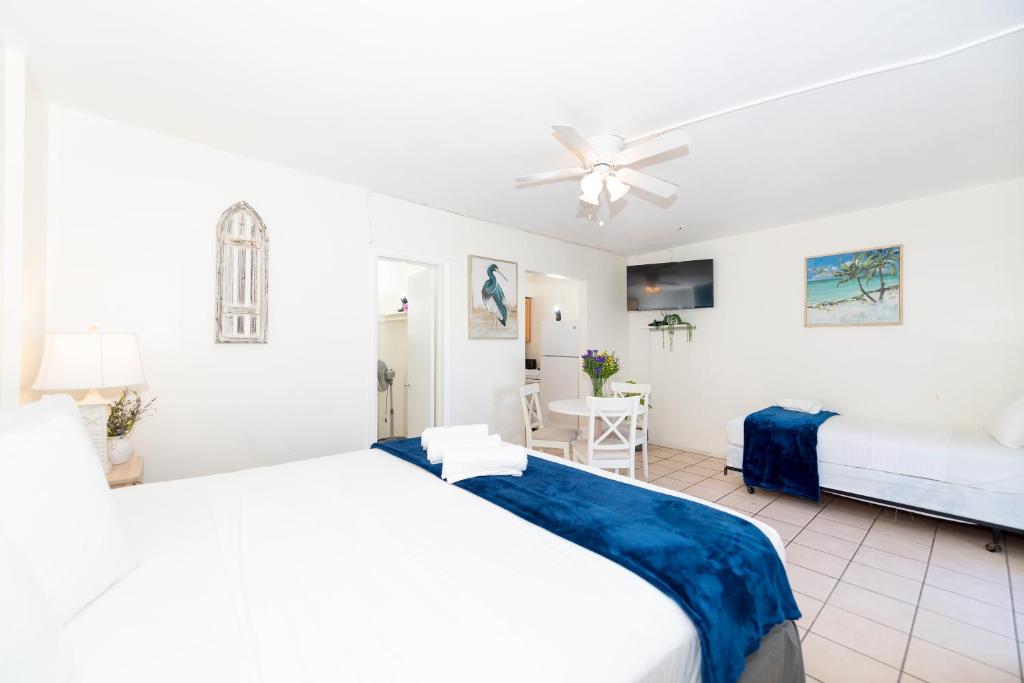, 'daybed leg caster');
746,486,755,494
986,528,1004,553
723,464,728,476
